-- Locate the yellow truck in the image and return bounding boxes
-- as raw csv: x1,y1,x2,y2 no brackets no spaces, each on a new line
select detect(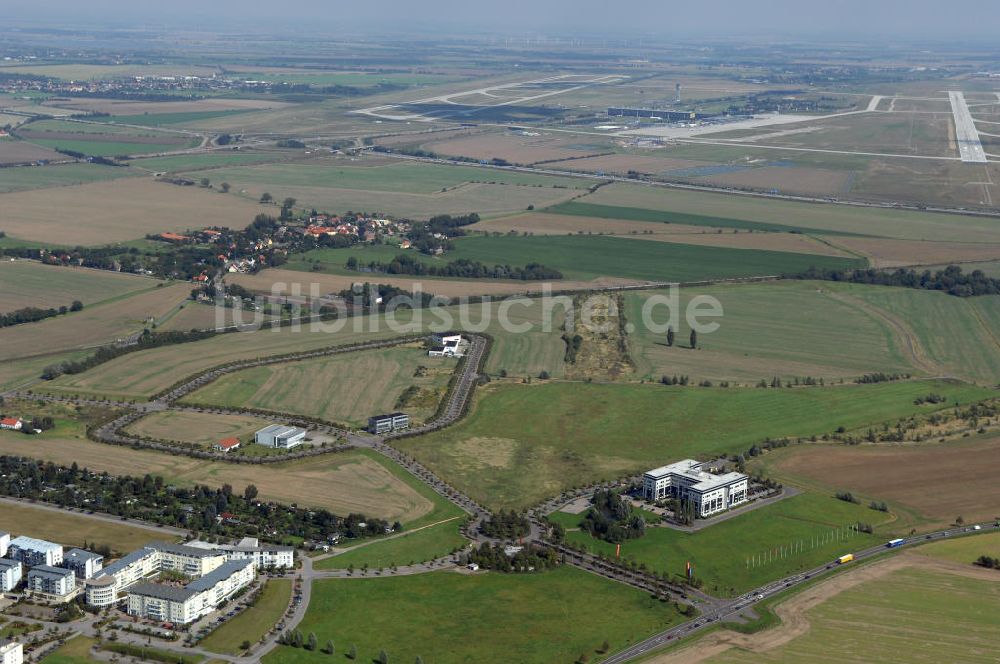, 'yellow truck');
837,554,855,564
